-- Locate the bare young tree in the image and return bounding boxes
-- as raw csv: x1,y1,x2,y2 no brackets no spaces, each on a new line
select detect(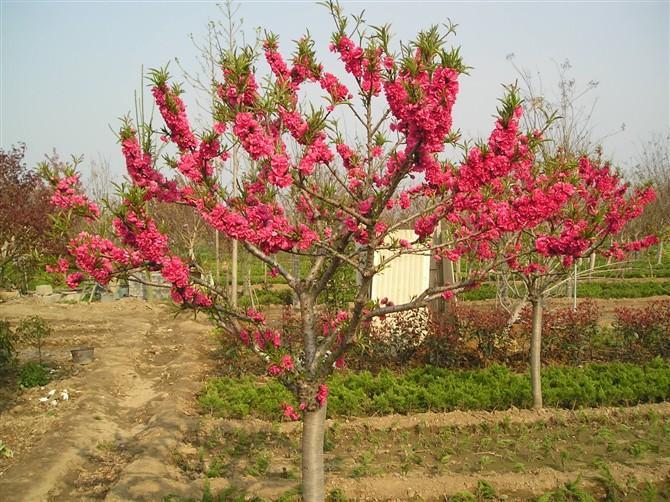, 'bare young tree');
507,55,624,161
85,154,117,204
633,132,670,264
